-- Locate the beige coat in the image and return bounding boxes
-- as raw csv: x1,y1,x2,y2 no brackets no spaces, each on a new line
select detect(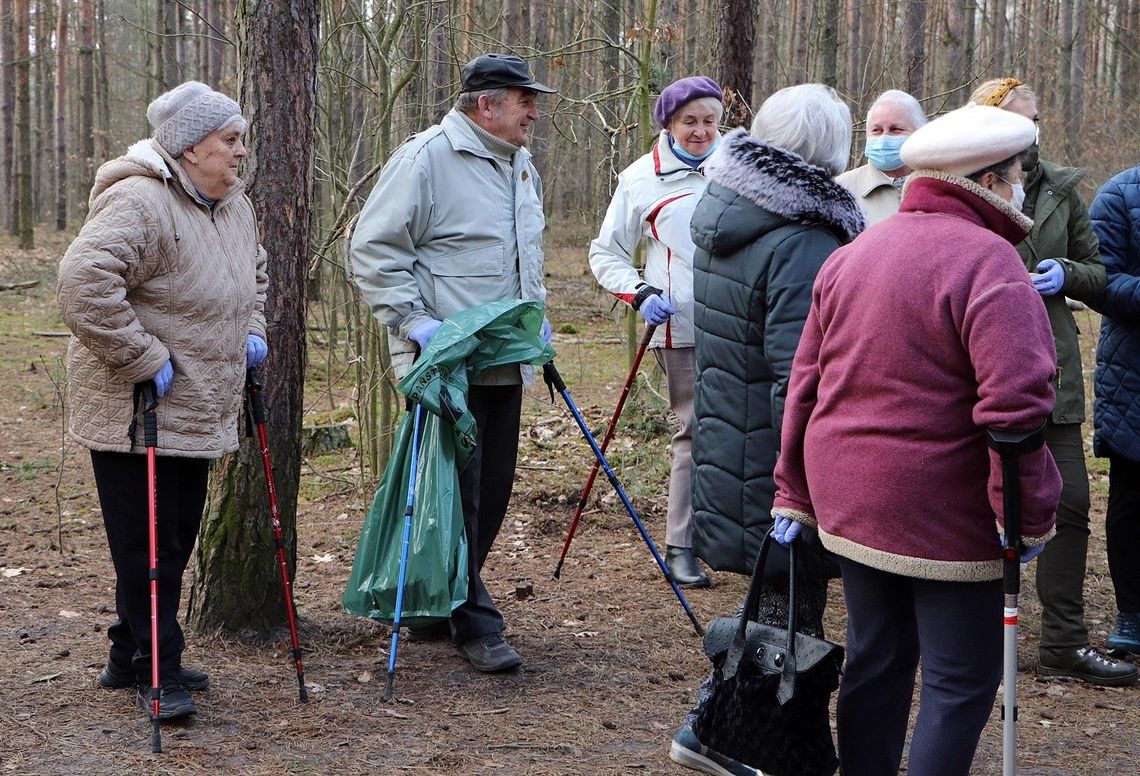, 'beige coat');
58,139,267,457
835,162,903,227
